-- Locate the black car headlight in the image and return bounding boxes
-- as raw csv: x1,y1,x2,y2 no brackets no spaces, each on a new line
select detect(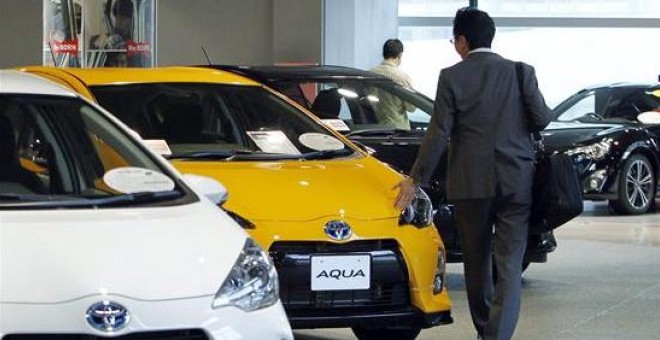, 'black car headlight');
565,139,612,160
399,187,434,228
